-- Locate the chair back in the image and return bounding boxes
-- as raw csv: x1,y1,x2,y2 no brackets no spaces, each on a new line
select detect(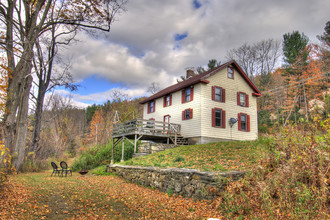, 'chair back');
60,161,68,169
51,162,58,170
